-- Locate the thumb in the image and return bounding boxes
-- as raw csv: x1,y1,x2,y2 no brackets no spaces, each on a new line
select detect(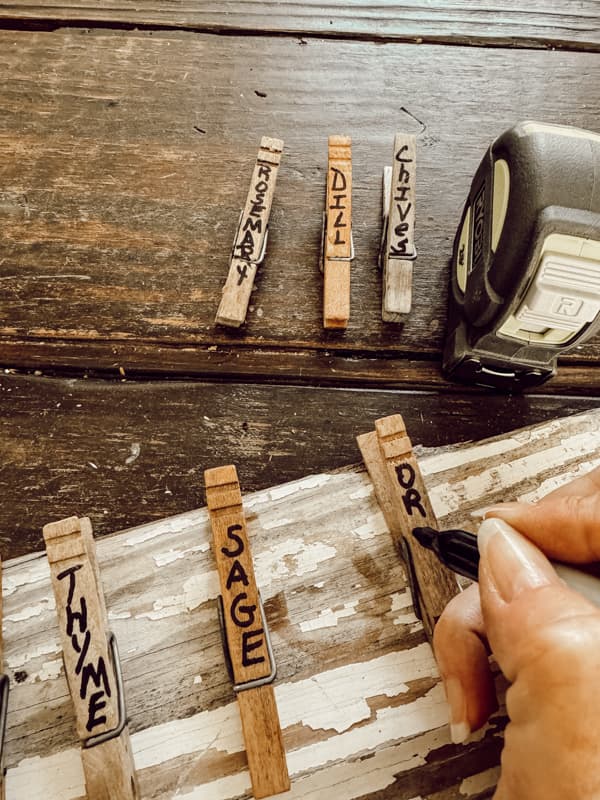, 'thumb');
477,518,600,682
